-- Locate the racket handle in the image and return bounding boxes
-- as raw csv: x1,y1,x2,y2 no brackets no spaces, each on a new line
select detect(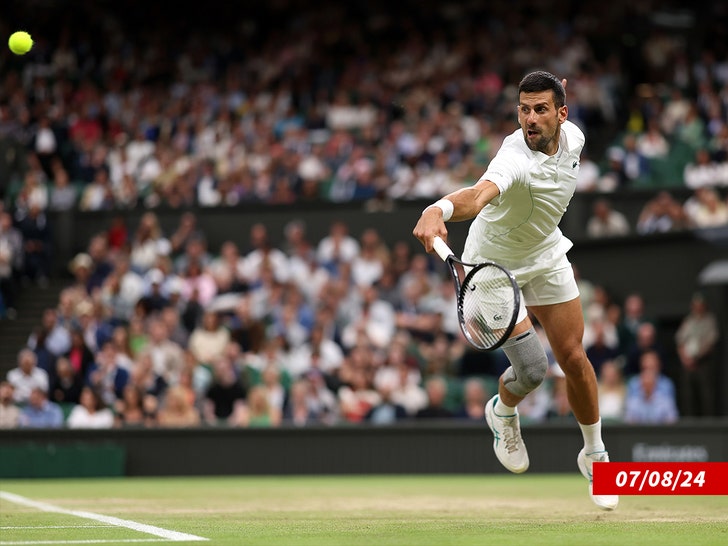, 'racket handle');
432,236,453,262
